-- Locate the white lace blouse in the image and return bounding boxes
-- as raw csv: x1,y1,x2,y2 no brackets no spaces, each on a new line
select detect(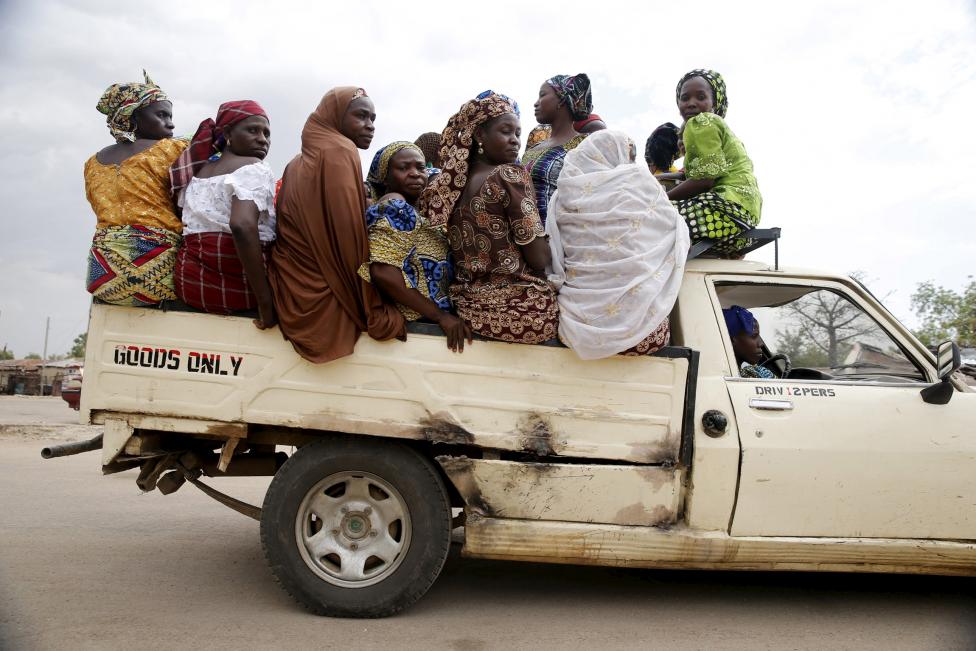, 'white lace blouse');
180,161,277,242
